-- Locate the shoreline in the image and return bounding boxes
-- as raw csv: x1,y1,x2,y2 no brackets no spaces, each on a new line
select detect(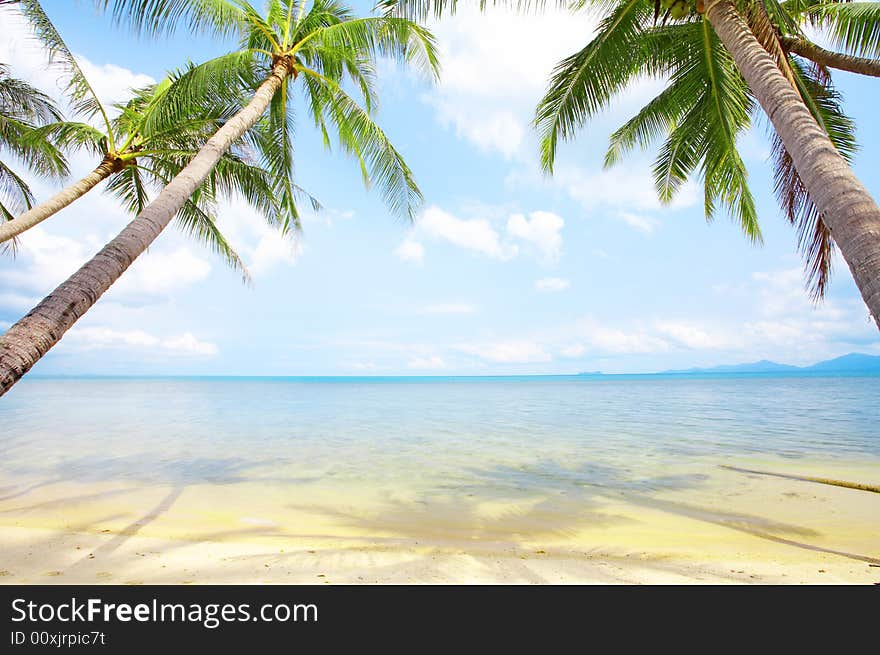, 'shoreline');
1,525,877,584
1,458,877,585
